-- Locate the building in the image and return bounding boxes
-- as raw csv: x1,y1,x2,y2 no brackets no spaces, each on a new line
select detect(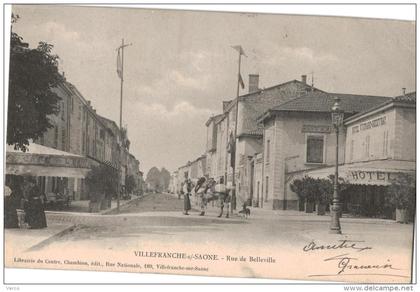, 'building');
256,90,415,217
8,78,143,202
257,90,391,210
204,74,322,206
